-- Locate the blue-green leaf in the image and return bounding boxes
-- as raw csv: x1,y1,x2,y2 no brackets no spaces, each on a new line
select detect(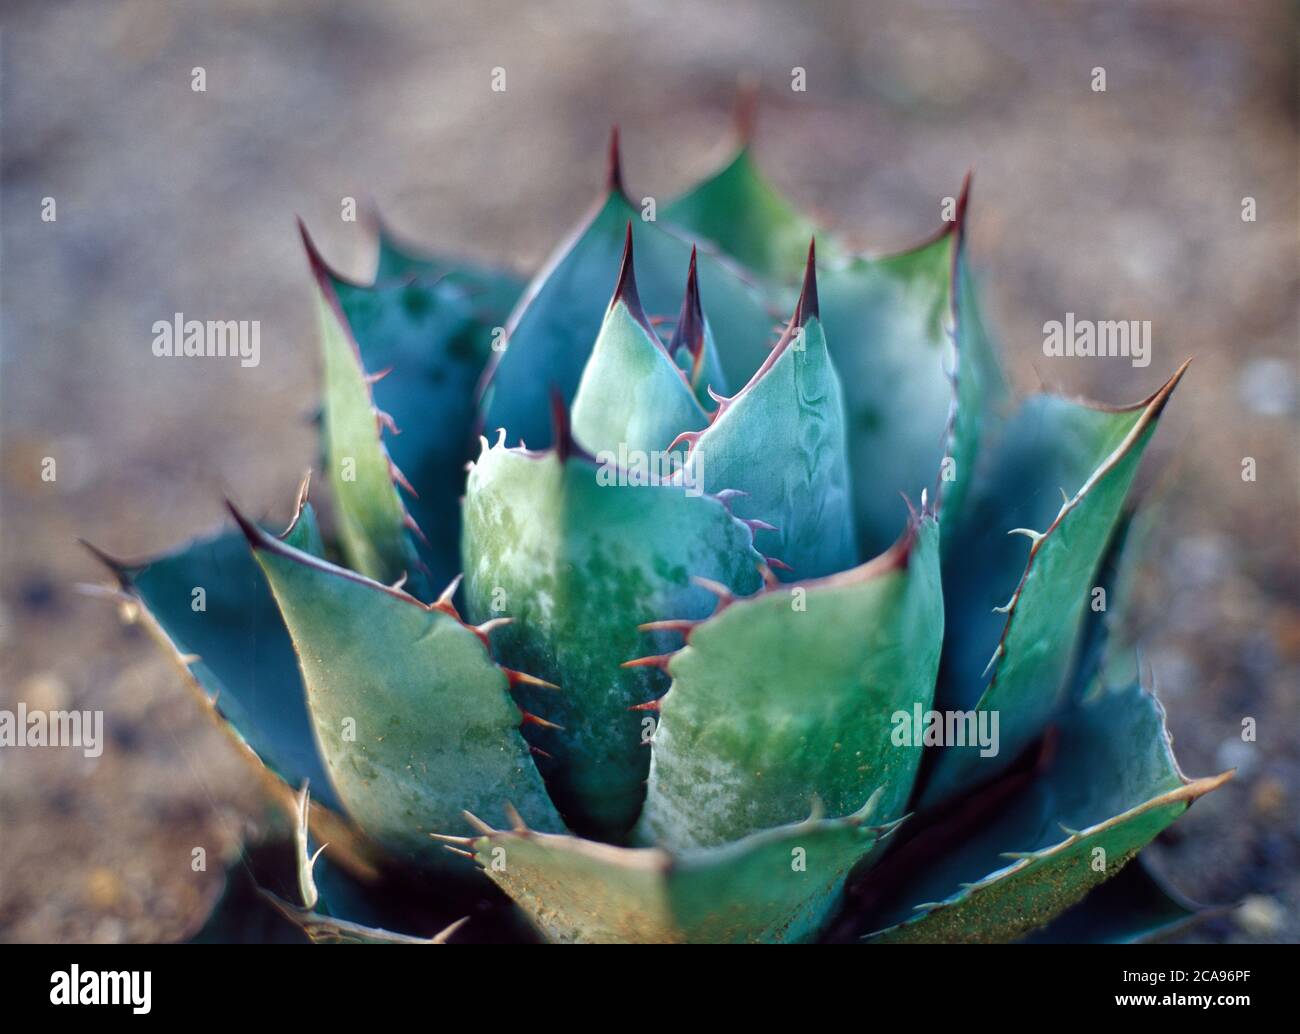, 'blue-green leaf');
84,518,341,814
923,363,1190,805
570,228,707,454
481,136,773,448
679,251,857,579
861,678,1229,943
233,505,564,870
460,418,765,842
641,514,941,850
